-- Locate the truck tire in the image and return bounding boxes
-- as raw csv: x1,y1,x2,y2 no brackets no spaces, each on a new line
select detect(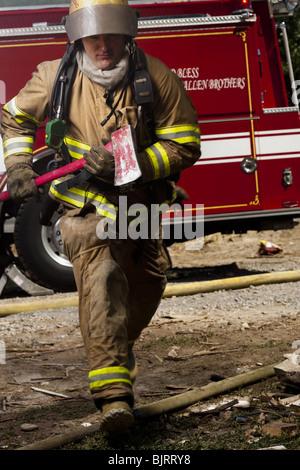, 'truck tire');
13,197,76,292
